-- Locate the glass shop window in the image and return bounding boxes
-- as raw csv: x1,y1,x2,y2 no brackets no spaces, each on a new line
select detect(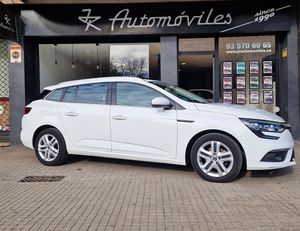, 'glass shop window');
39,43,160,92
219,35,276,113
